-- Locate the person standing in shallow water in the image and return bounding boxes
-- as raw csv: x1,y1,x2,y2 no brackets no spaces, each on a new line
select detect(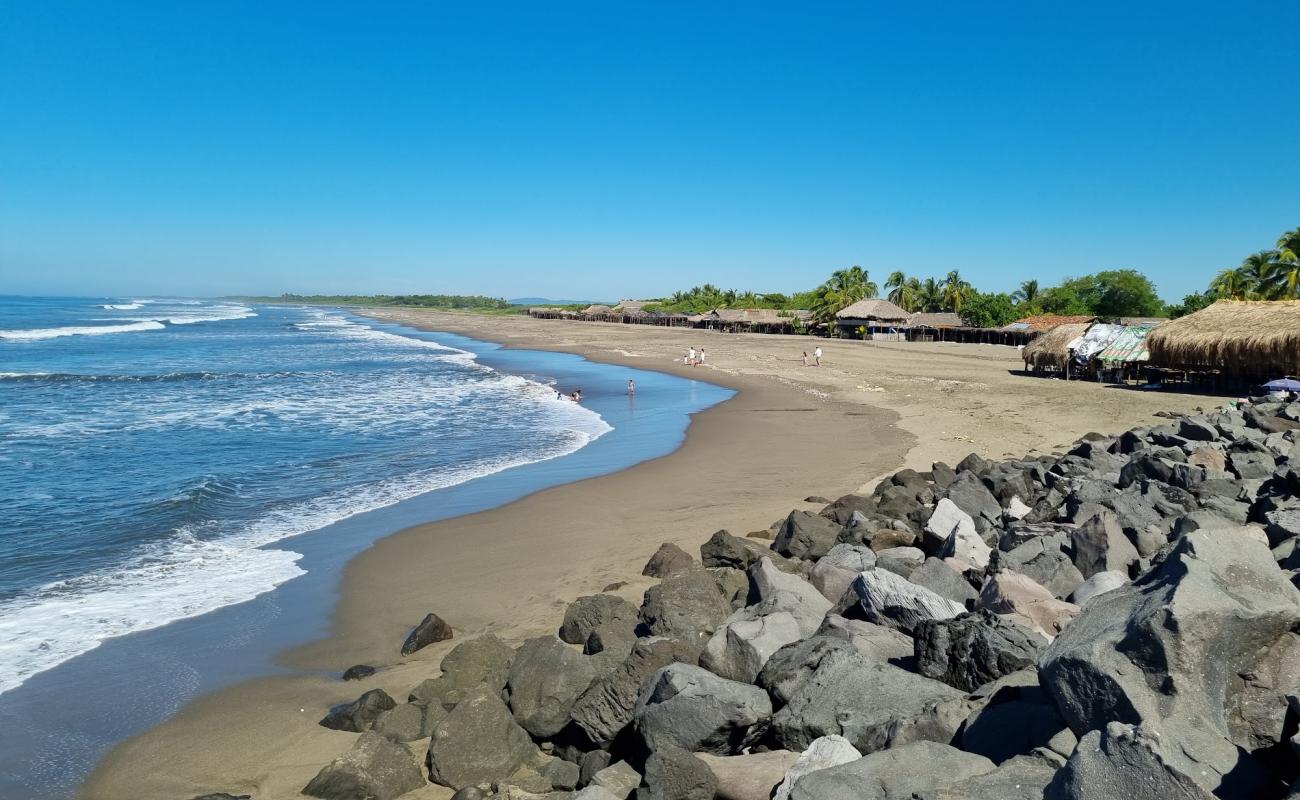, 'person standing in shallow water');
627,379,635,395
